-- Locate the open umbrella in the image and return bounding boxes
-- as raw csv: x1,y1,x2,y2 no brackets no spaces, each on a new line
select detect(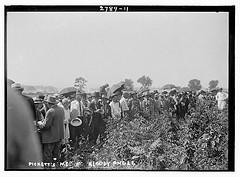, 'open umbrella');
179,87,192,93
59,87,77,97
169,88,178,95
210,87,219,92
99,83,109,95
107,83,125,98
137,87,150,95
162,84,177,90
